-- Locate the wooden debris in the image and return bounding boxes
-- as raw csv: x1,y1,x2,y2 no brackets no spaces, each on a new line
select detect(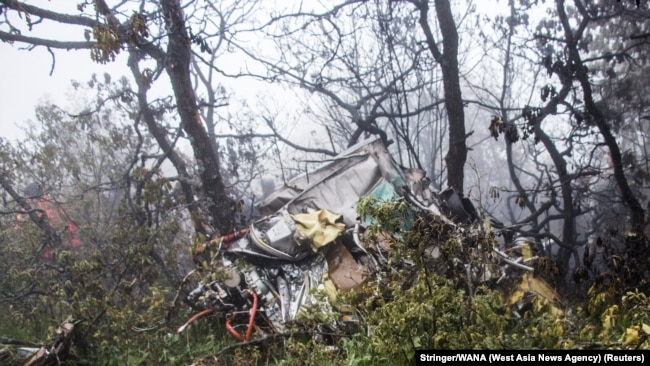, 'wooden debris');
23,316,76,366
